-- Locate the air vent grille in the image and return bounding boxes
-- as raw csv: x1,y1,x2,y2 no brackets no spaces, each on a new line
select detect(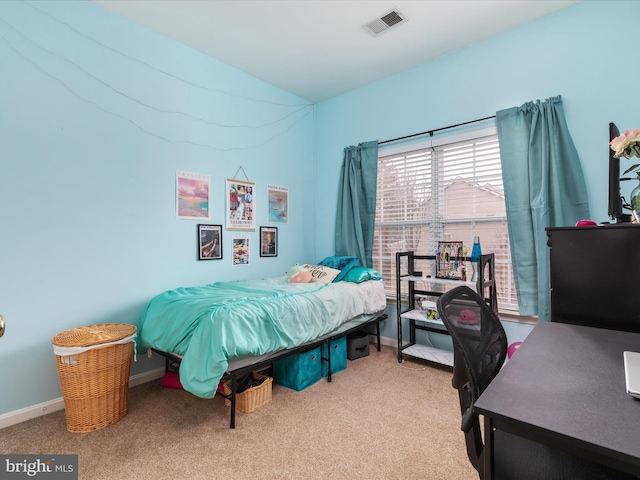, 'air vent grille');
363,8,407,36
380,11,404,28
